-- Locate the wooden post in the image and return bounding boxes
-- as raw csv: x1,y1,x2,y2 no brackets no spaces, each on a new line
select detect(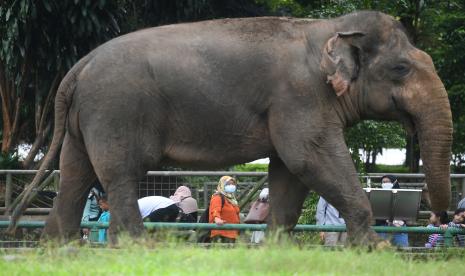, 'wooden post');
53,171,60,191
5,173,12,208
203,183,208,209
239,176,268,210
